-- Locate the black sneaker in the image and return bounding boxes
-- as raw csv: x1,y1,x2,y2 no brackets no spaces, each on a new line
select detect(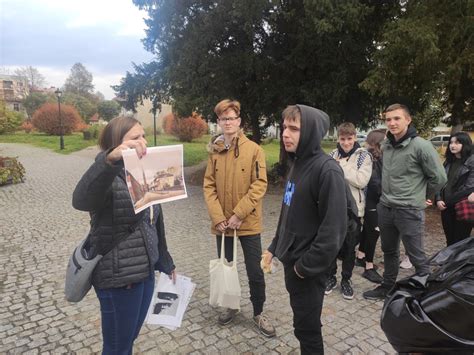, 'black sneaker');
324,276,337,295
363,285,390,300
362,268,383,284
341,279,354,300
